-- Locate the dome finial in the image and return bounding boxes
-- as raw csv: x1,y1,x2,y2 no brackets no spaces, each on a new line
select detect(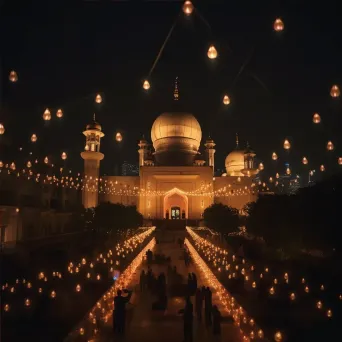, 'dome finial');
173,76,179,101
236,133,239,148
